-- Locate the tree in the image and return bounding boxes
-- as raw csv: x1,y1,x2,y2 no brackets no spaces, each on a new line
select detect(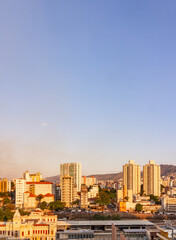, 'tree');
96,191,111,206
49,200,65,211
36,194,44,204
0,209,5,221
124,196,129,201
72,199,80,207
11,182,15,191
19,209,30,216
3,197,10,205
135,203,143,212
161,184,165,193
140,184,144,196
4,209,13,220
40,201,48,210
149,195,160,205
